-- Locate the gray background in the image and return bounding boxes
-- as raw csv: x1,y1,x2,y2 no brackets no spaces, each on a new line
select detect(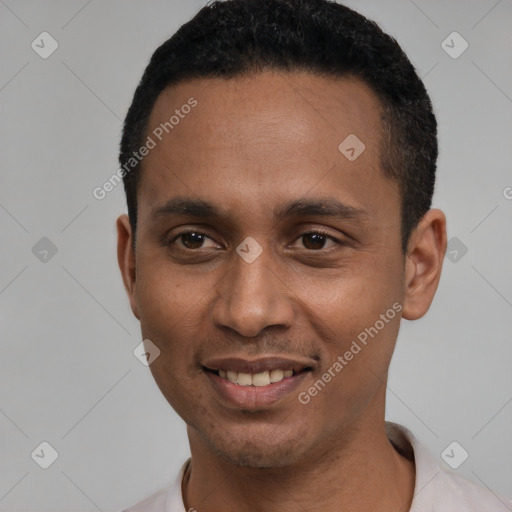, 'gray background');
1,0,511,510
